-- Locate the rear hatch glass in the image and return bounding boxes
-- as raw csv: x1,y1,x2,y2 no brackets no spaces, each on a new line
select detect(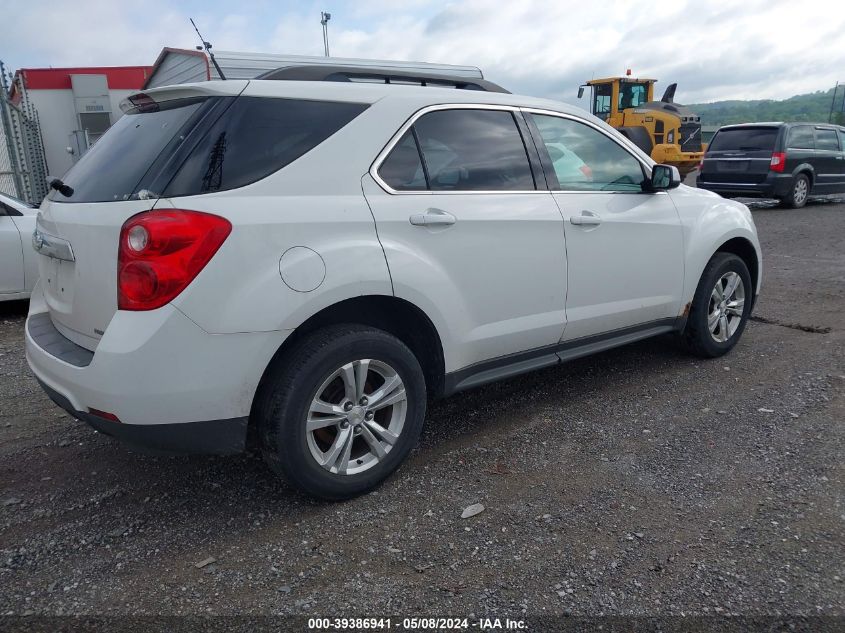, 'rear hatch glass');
39,93,368,350
703,126,779,183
